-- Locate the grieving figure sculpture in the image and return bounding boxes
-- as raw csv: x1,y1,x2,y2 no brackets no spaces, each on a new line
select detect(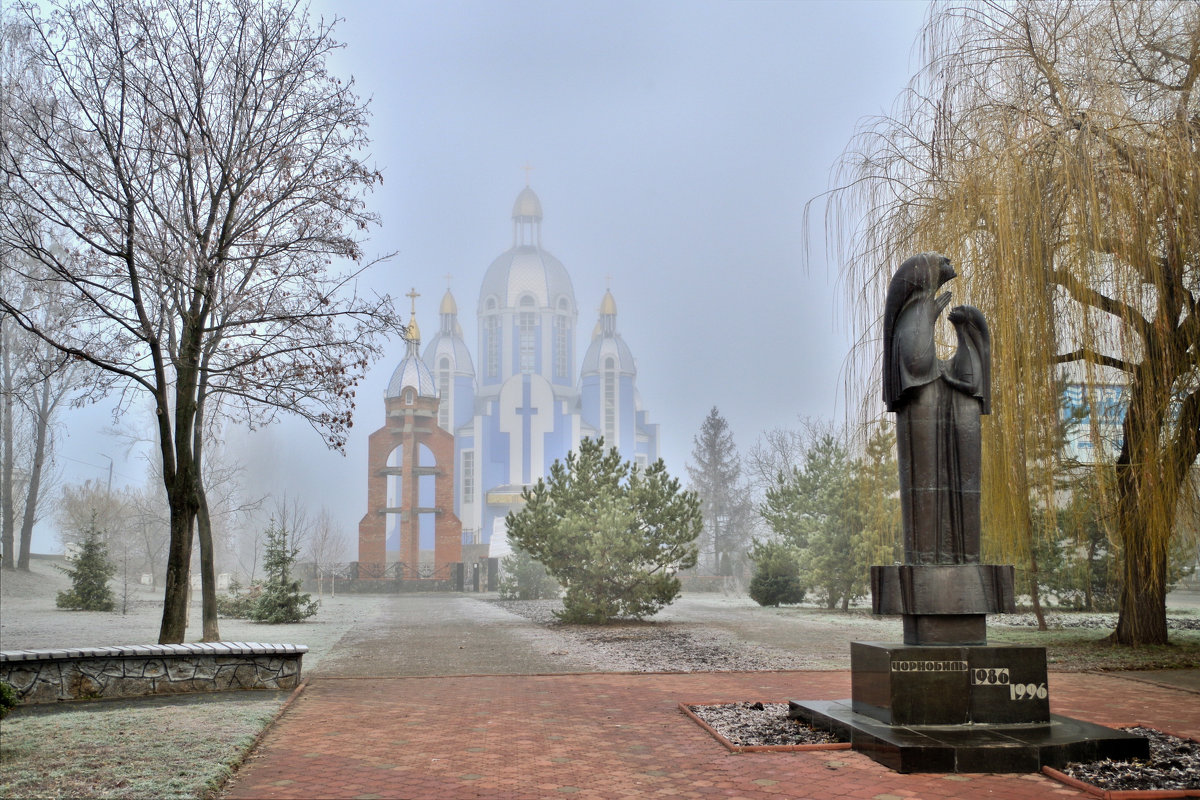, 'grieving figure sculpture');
883,253,991,565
